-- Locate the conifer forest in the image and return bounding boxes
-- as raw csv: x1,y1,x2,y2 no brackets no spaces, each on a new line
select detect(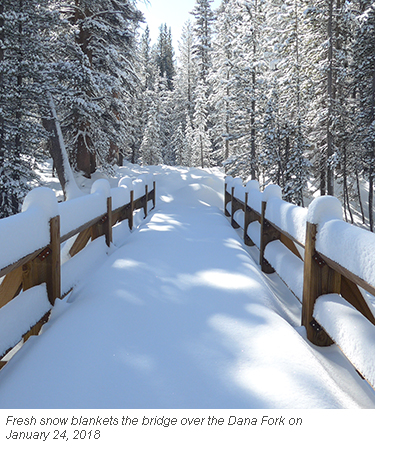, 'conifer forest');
0,0,375,230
